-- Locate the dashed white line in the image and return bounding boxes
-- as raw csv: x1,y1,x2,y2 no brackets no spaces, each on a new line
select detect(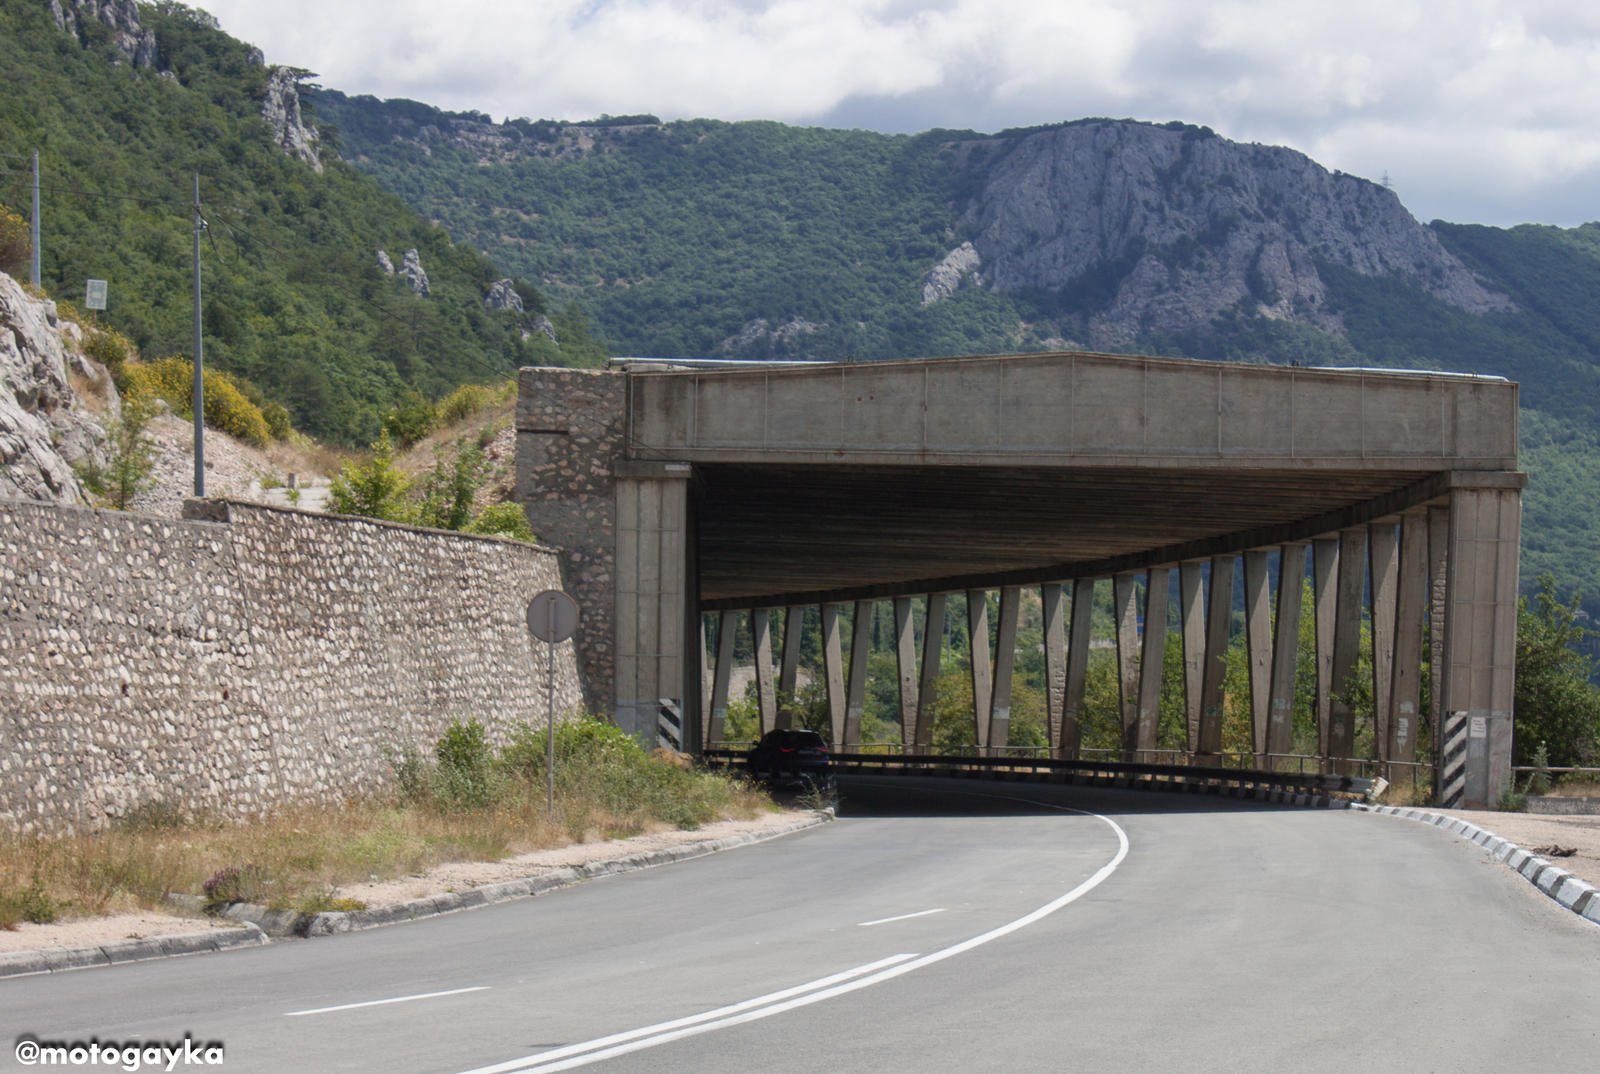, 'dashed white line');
858,908,947,927
284,986,490,1017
